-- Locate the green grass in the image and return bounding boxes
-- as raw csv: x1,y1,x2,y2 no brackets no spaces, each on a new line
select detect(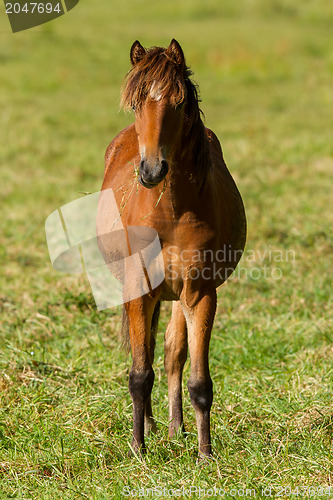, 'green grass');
0,0,332,498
